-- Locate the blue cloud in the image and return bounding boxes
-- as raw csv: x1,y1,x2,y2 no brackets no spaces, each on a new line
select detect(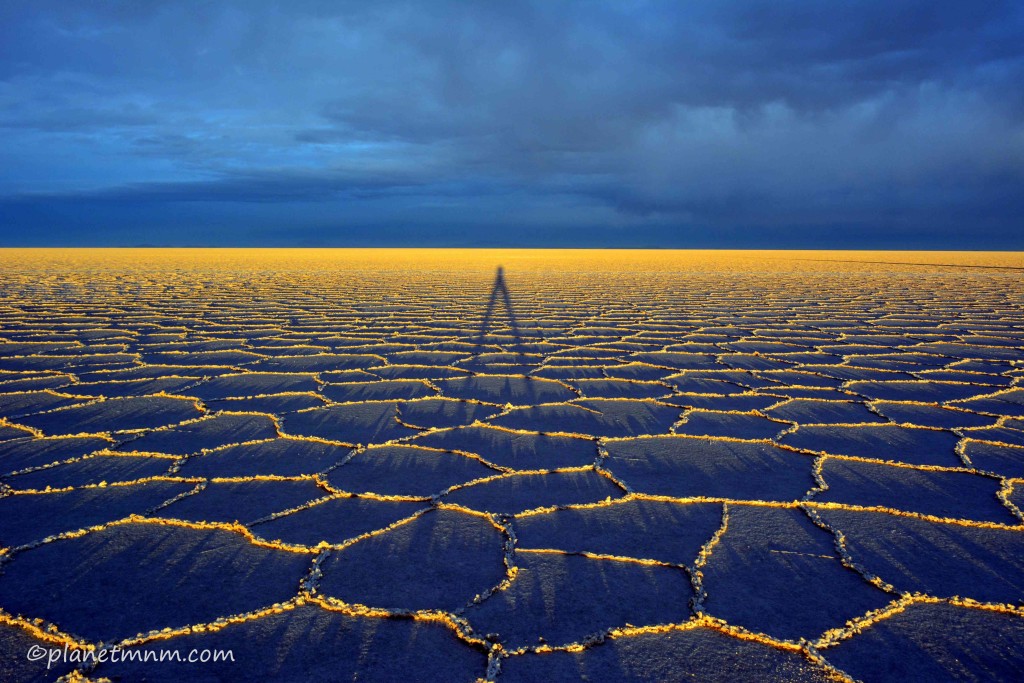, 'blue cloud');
1,1,1022,246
